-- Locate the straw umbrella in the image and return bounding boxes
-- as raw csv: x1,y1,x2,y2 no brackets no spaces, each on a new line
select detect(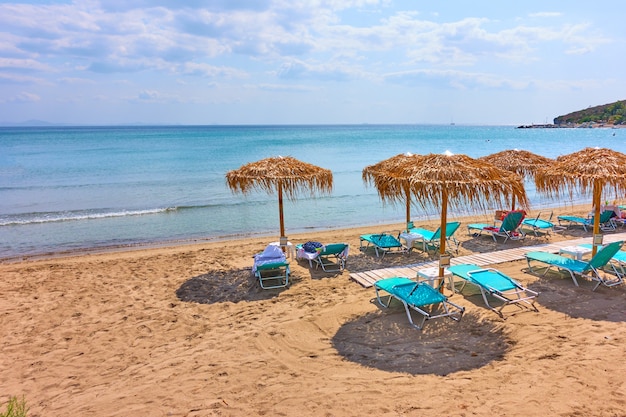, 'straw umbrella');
534,147,626,256
362,152,424,228
480,149,553,211
403,152,529,285
225,156,333,240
